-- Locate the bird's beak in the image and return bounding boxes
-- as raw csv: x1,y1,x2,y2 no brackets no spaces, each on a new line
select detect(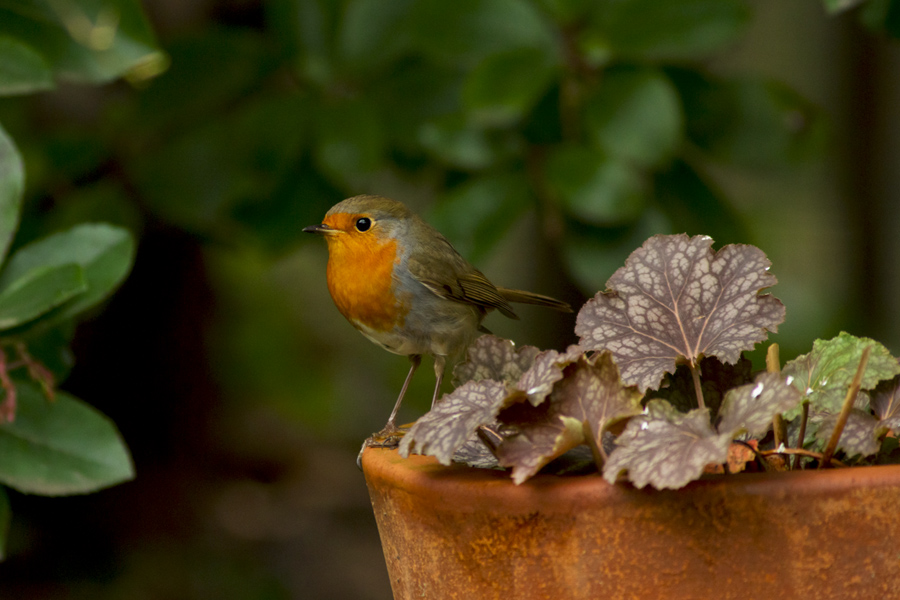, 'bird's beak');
303,224,336,235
